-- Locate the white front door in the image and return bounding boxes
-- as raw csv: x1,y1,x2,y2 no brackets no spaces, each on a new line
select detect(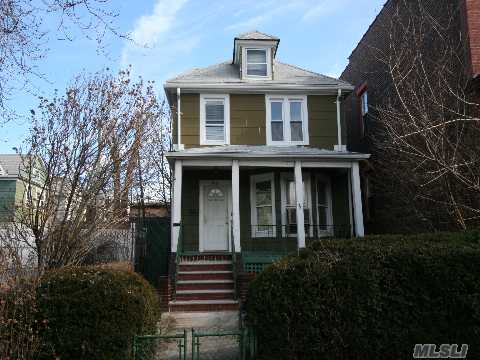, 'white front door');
199,181,231,252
